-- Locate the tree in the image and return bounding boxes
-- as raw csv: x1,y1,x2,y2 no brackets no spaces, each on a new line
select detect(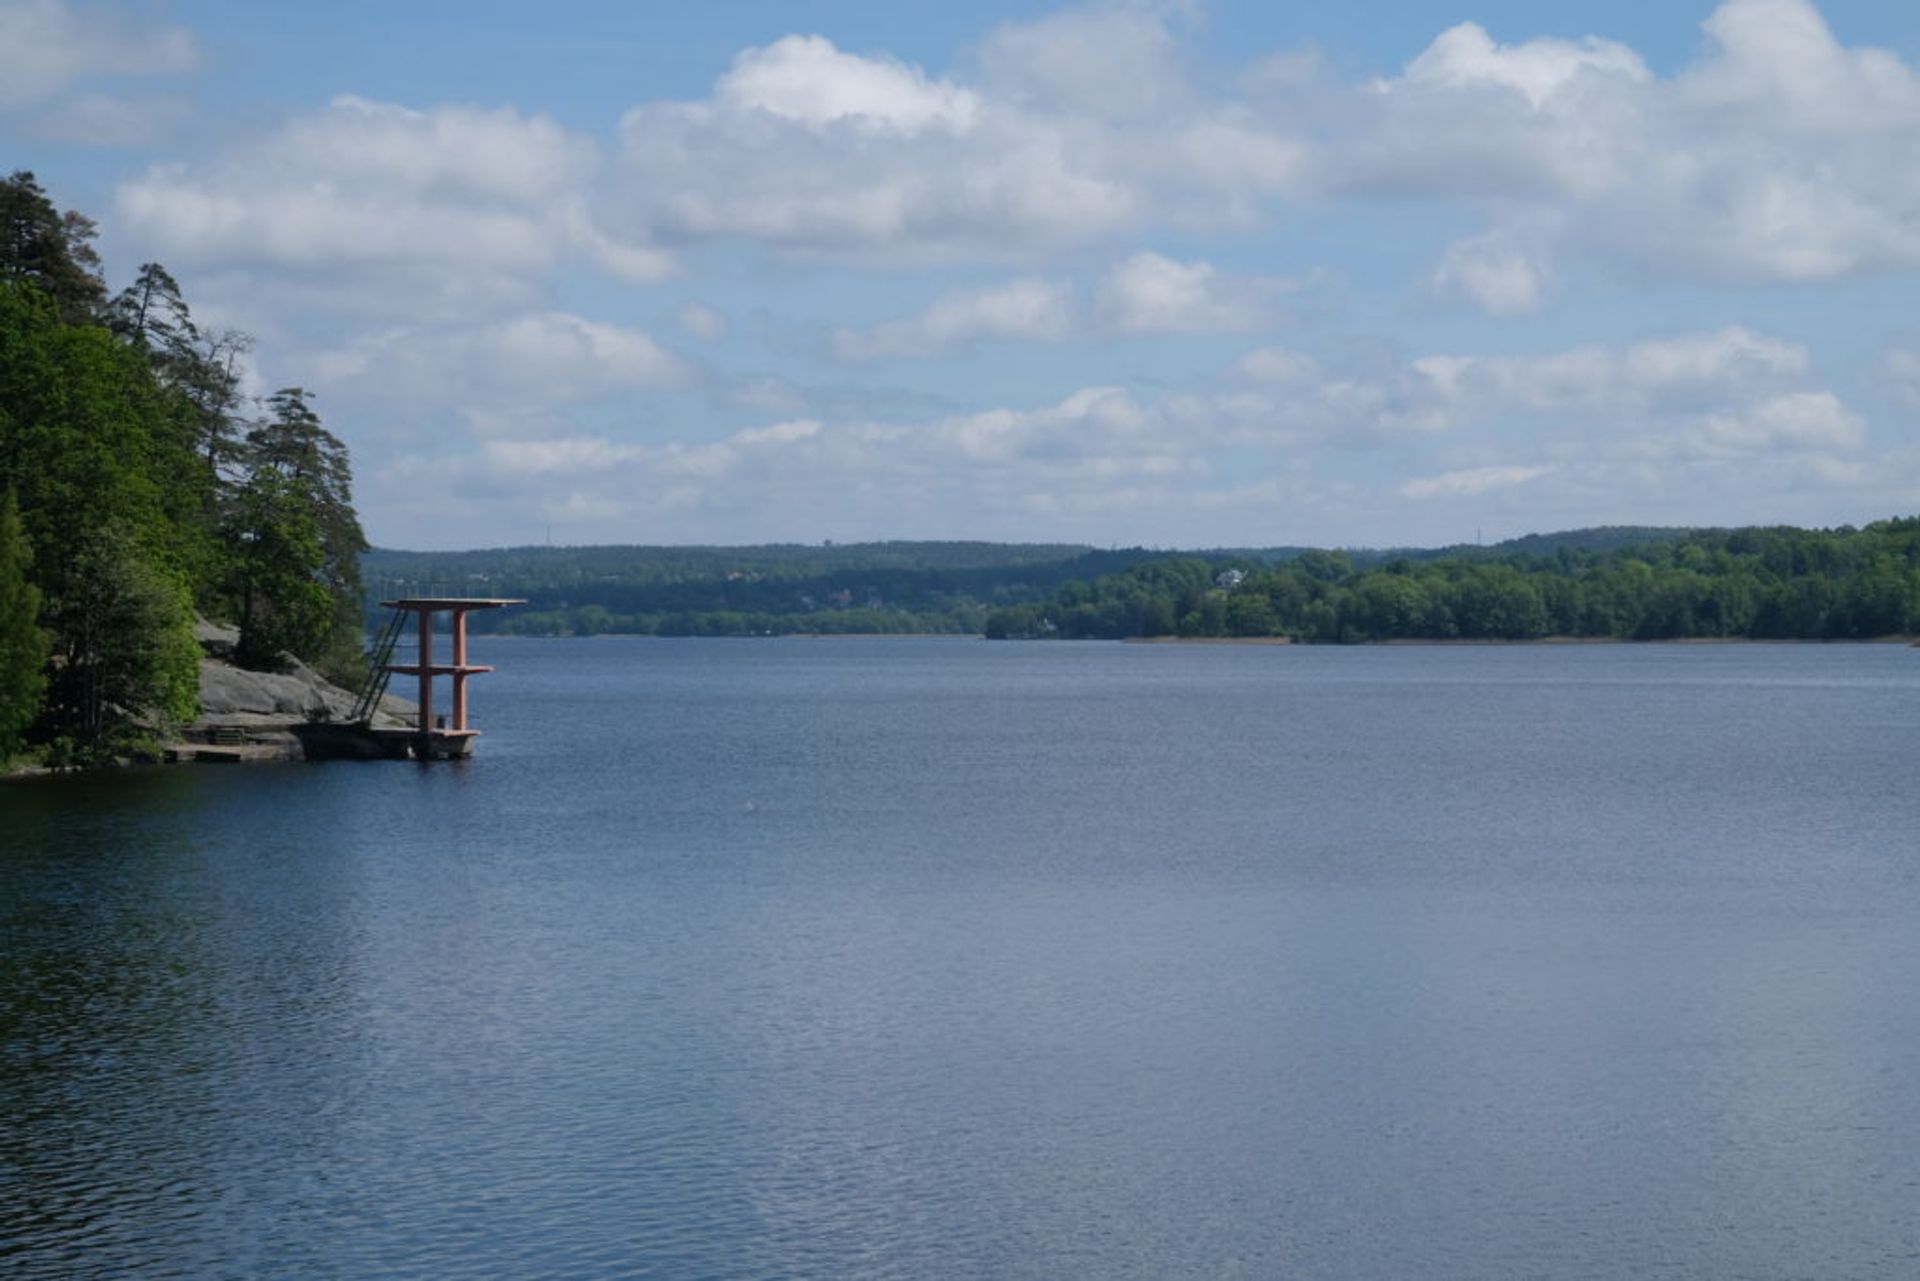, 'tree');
0,171,105,325
226,389,366,675
108,261,198,373
39,522,199,762
181,327,252,486
1348,574,1432,639
225,467,334,669
0,489,49,763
